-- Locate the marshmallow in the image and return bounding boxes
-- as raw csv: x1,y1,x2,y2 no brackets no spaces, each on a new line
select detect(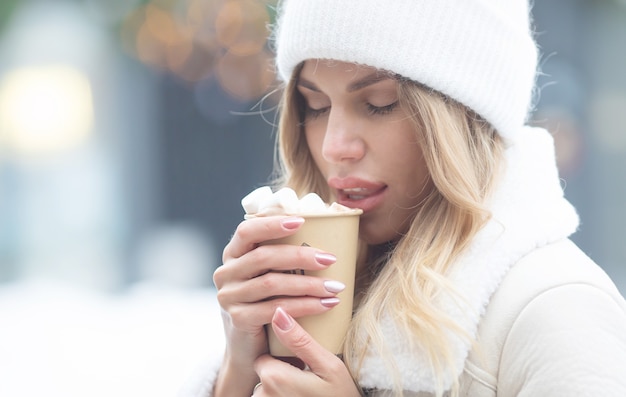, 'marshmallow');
241,186,273,215
241,186,359,216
